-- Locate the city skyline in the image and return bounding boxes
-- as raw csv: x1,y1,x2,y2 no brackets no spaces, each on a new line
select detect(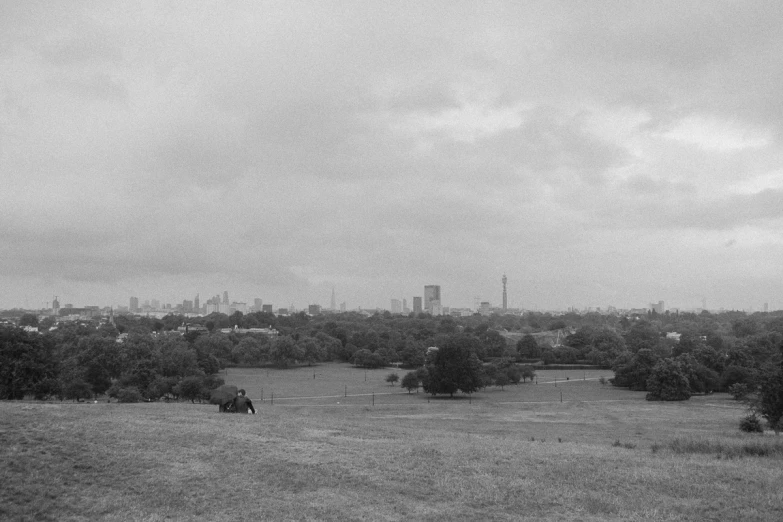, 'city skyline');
2,3,783,313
